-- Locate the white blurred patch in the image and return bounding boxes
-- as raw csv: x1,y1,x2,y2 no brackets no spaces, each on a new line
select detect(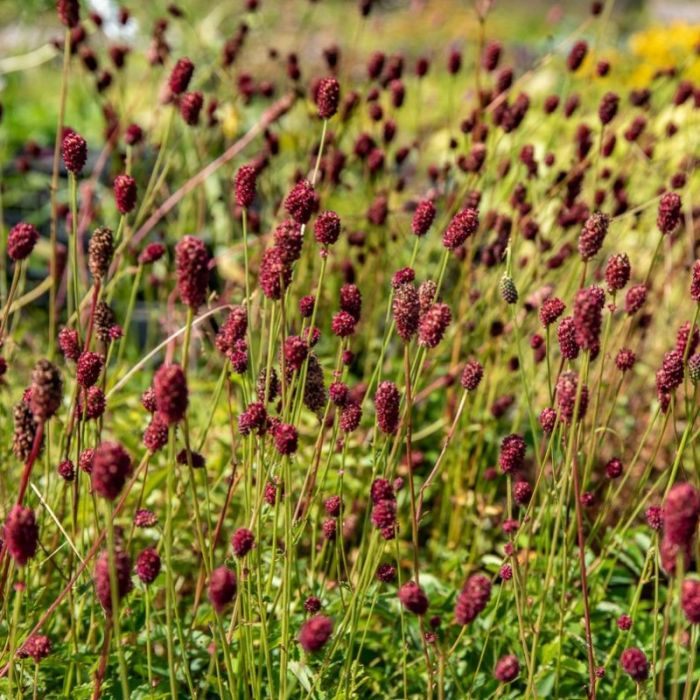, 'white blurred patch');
88,0,139,41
